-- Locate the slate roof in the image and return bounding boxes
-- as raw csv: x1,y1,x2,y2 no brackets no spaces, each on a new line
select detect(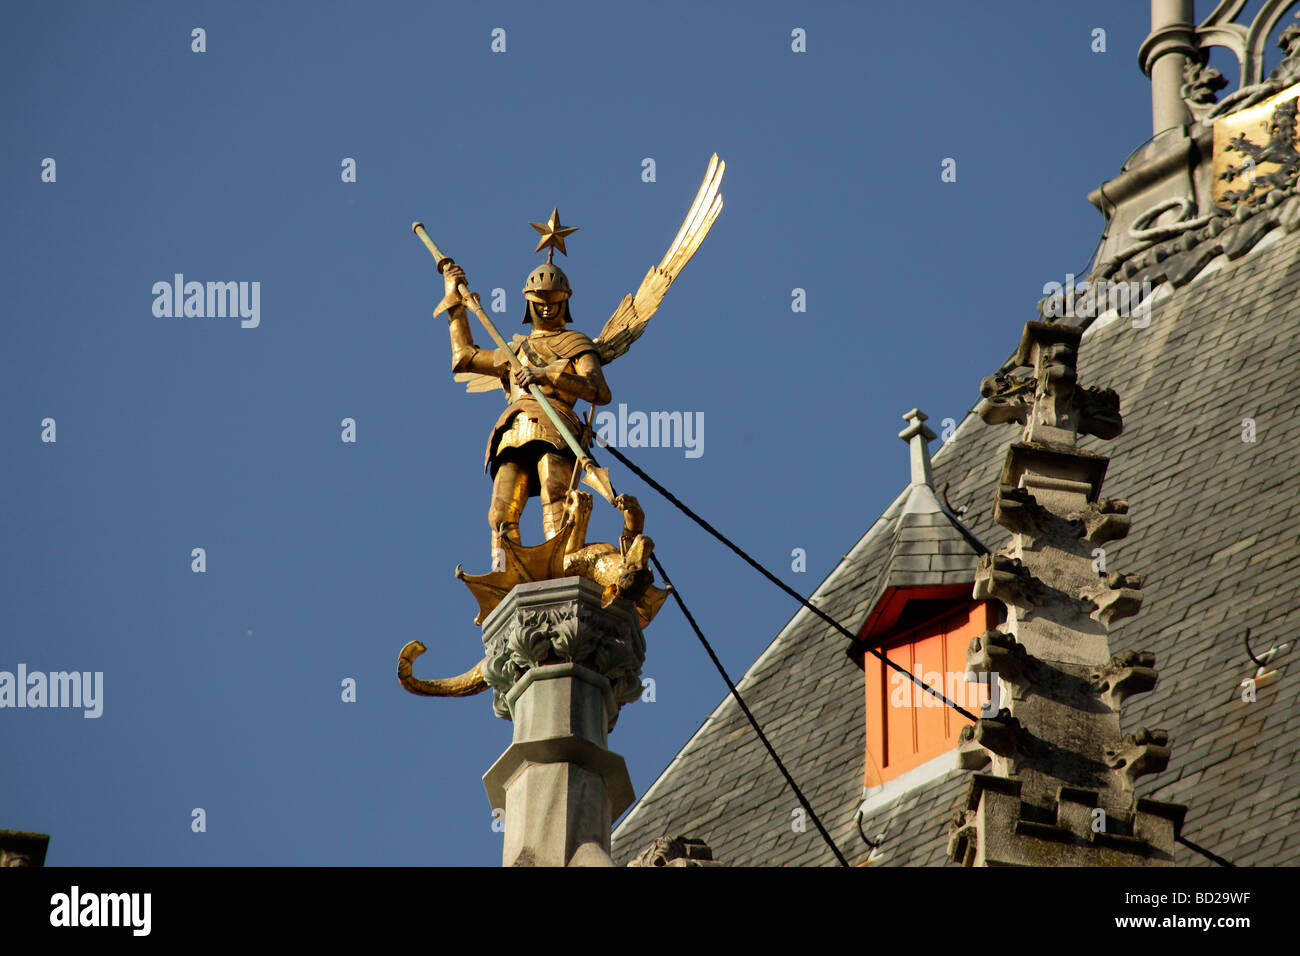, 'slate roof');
610,213,1300,867
874,490,986,590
